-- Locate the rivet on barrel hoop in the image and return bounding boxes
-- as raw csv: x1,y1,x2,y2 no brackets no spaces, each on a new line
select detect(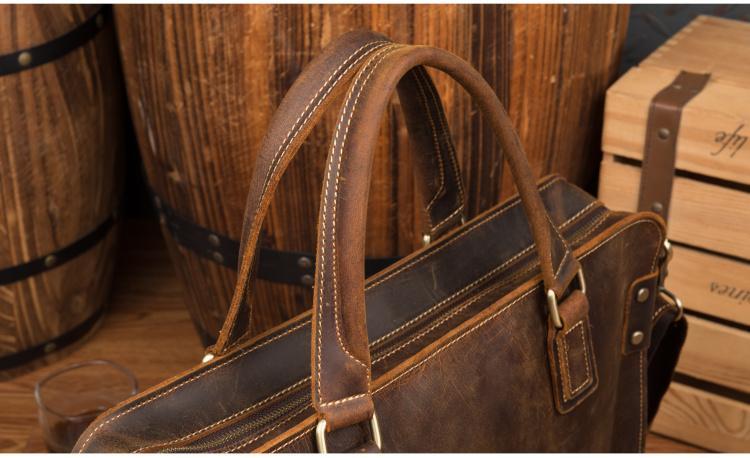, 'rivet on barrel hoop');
208,234,220,247
44,255,57,268
44,342,57,354
212,251,224,264
297,256,312,270
300,274,314,287
18,51,32,67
